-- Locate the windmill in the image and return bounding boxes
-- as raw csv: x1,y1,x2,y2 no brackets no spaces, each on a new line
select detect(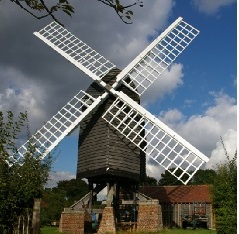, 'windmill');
10,17,209,231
